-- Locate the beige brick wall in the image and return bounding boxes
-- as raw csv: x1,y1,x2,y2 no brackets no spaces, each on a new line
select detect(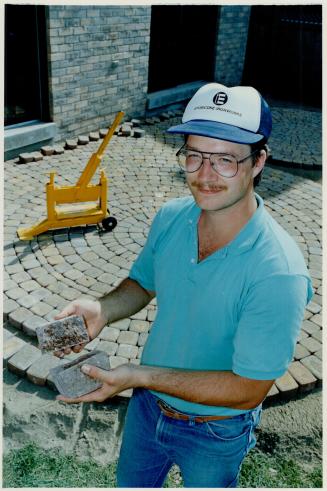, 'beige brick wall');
46,6,151,140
